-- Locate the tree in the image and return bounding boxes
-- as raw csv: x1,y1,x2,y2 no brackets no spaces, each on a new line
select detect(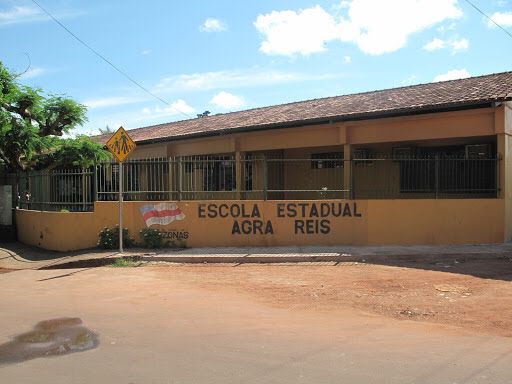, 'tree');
38,135,112,169
0,61,107,172
196,110,211,118
98,125,113,135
